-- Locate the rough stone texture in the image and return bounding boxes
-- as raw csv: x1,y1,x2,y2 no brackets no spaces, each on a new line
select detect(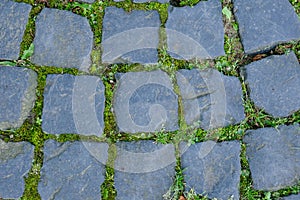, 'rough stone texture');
244,52,300,118
114,140,176,200
176,68,245,130
166,0,225,60
113,70,178,133
282,194,300,200
0,140,34,199
77,0,95,3
0,0,31,60
42,74,105,135
233,0,300,54
244,124,300,191
0,66,37,130
180,141,241,200
32,8,93,71
102,7,160,64
38,140,108,200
